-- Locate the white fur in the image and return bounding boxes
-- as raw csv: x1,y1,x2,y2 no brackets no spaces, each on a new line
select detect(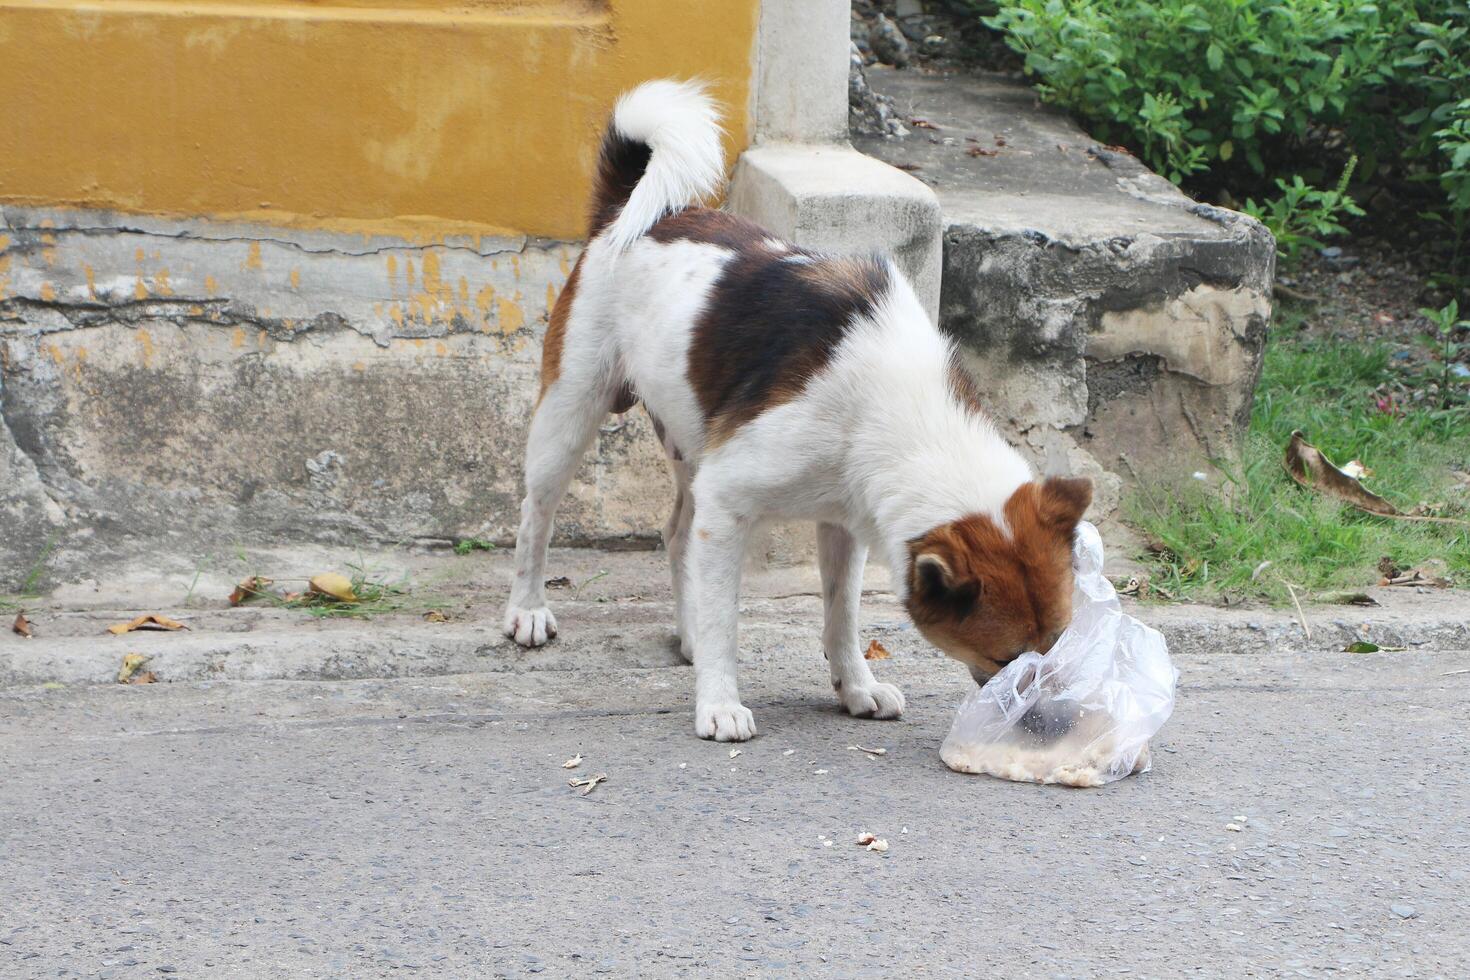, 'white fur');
506,82,1038,741
601,80,726,252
